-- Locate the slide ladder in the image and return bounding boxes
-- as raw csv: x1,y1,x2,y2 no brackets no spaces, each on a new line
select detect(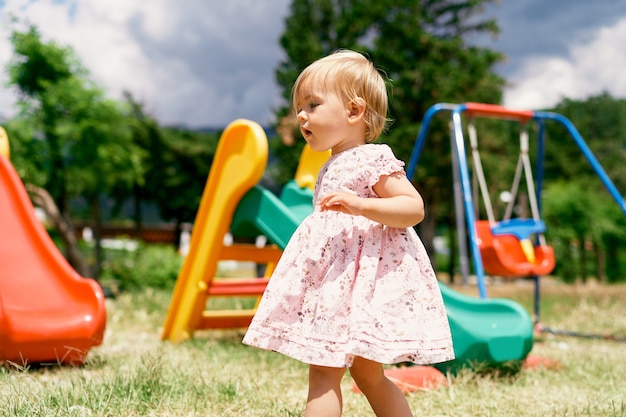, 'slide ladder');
161,122,330,343
161,120,278,342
